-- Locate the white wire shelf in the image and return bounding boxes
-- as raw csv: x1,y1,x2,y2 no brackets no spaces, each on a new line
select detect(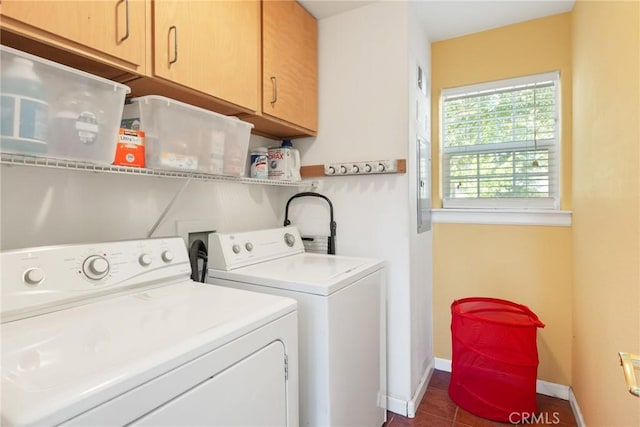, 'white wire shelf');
0,153,317,188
